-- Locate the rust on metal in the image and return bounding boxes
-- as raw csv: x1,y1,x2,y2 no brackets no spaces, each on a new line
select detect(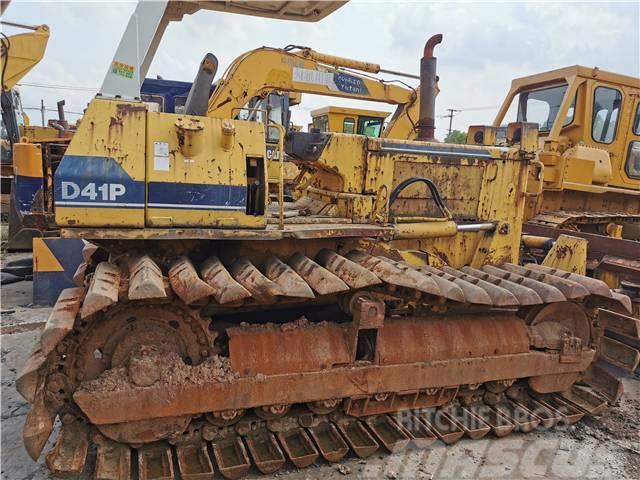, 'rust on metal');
441,266,519,306
175,443,215,480
263,256,315,299
80,261,121,318
460,266,543,305
418,408,464,444
72,349,594,426
169,256,215,305
365,415,410,452
287,253,349,295
501,263,589,299
315,249,381,289
599,336,640,372
421,265,492,305
45,422,89,477
336,419,379,458
481,265,566,303
200,256,251,304
138,444,175,480
94,437,131,480
16,287,84,402
128,254,167,300
245,430,285,474
211,436,250,480
376,315,530,365
228,257,283,303
22,385,55,461
308,422,349,462
277,428,319,468
228,319,351,376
